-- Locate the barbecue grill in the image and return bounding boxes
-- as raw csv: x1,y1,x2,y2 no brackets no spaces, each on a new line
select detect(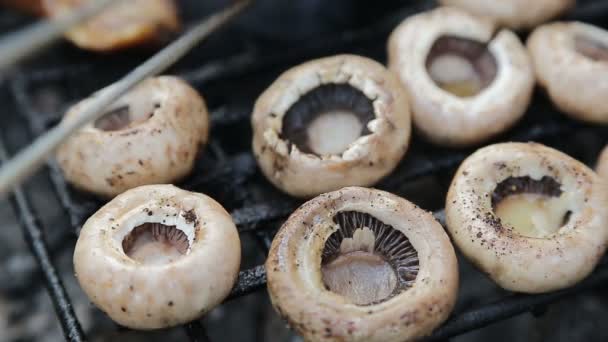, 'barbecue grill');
0,0,607,341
